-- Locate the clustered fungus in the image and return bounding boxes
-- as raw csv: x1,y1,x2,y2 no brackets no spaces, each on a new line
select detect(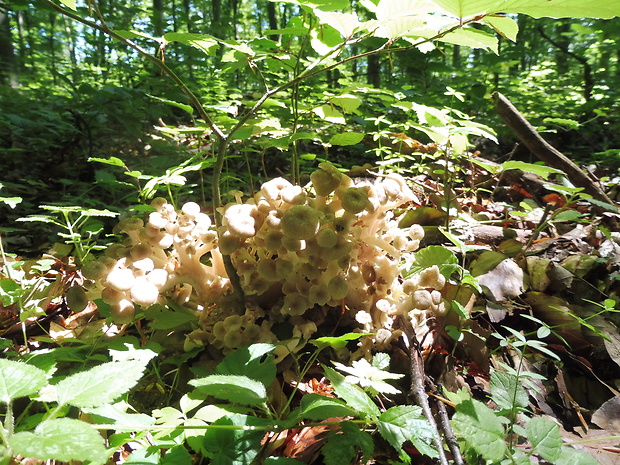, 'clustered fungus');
82,163,449,360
